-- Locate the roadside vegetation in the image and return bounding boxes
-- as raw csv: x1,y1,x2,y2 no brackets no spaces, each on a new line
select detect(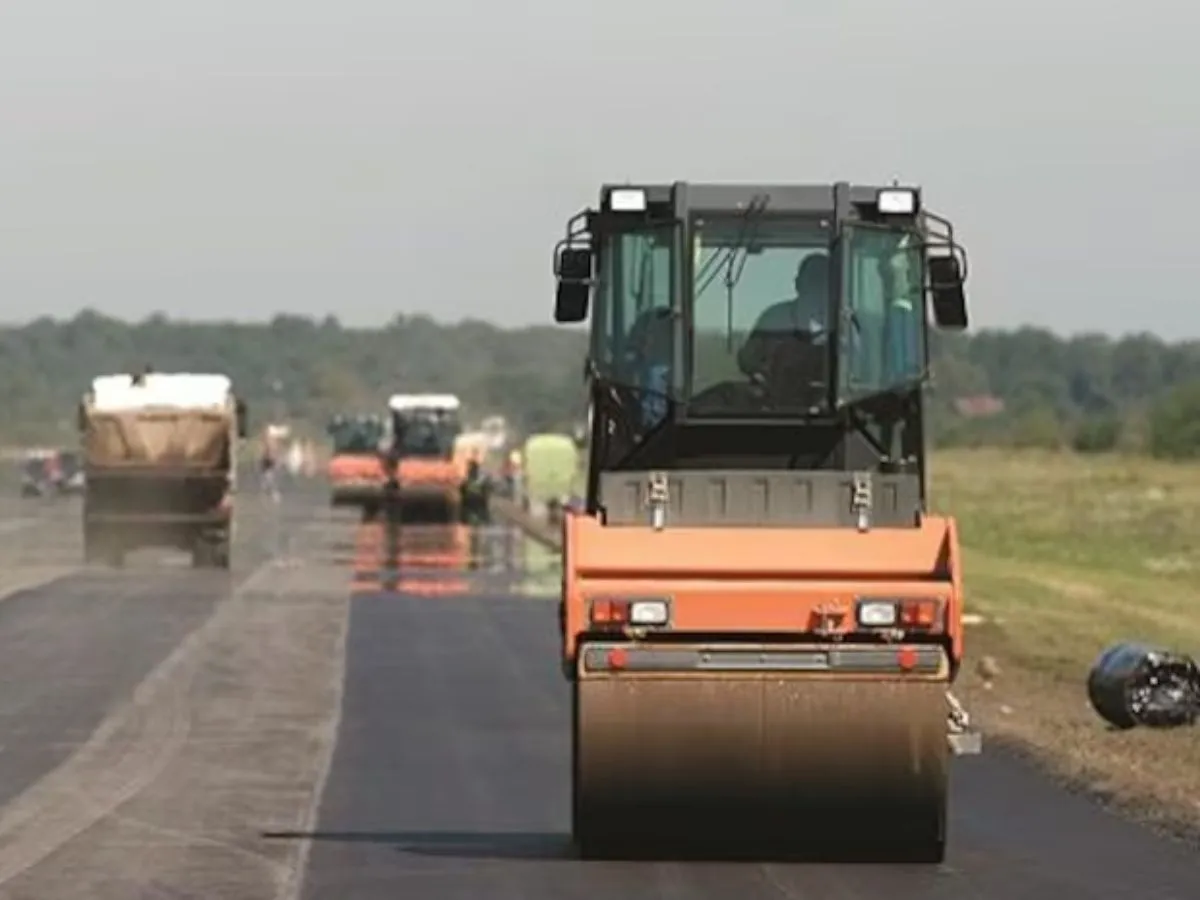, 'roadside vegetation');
937,449,1200,841
8,311,1200,461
